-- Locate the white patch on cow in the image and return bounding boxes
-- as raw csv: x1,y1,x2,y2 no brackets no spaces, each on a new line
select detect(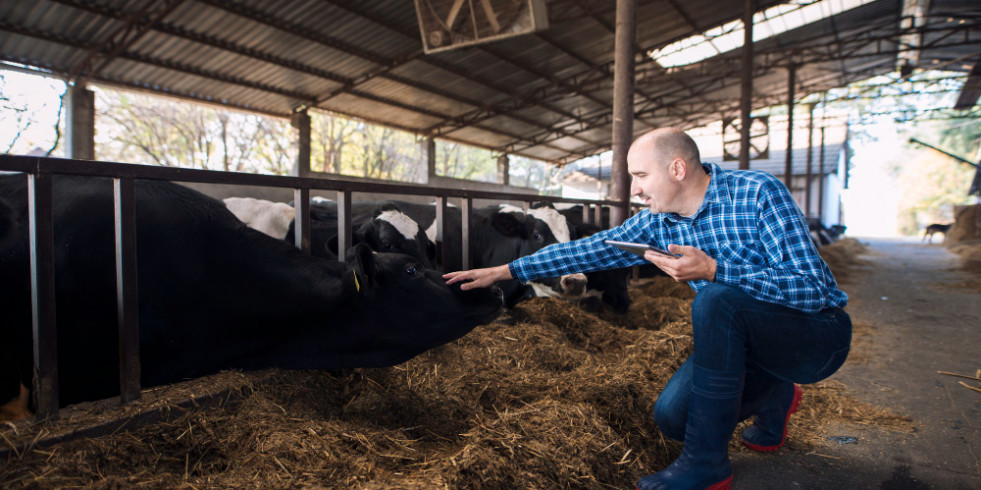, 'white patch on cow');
311,196,334,204
425,220,437,243
495,204,572,243
223,197,295,239
376,209,419,240
530,281,558,297
498,204,525,215
527,207,571,243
